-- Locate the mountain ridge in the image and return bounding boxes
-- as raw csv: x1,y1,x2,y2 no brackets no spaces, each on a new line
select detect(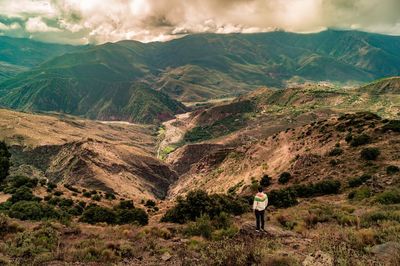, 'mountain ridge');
1,30,400,123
